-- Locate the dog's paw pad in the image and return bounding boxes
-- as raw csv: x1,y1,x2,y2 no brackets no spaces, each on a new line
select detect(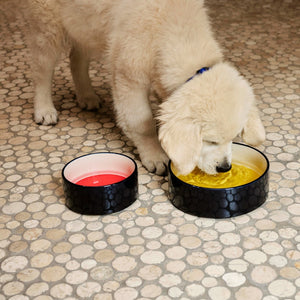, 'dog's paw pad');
35,108,58,125
78,94,101,110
